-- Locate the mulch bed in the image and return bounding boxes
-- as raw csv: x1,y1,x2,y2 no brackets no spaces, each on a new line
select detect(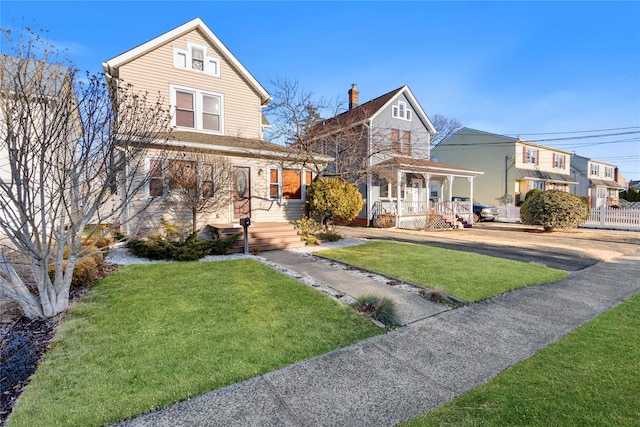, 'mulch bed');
0,263,117,426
